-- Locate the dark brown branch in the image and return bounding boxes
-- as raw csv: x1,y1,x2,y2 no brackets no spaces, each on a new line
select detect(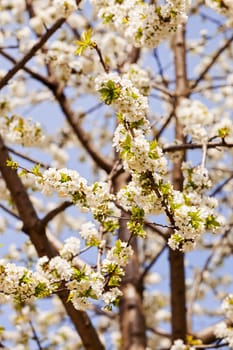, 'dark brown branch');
153,48,169,87
41,201,73,226
7,146,50,169
191,33,233,89
29,320,43,350
163,141,233,153
0,203,20,220
155,111,174,140
53,87,113,173
94,44,109,73
210,173,233,197
0,49,56,90
0,18,66,90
